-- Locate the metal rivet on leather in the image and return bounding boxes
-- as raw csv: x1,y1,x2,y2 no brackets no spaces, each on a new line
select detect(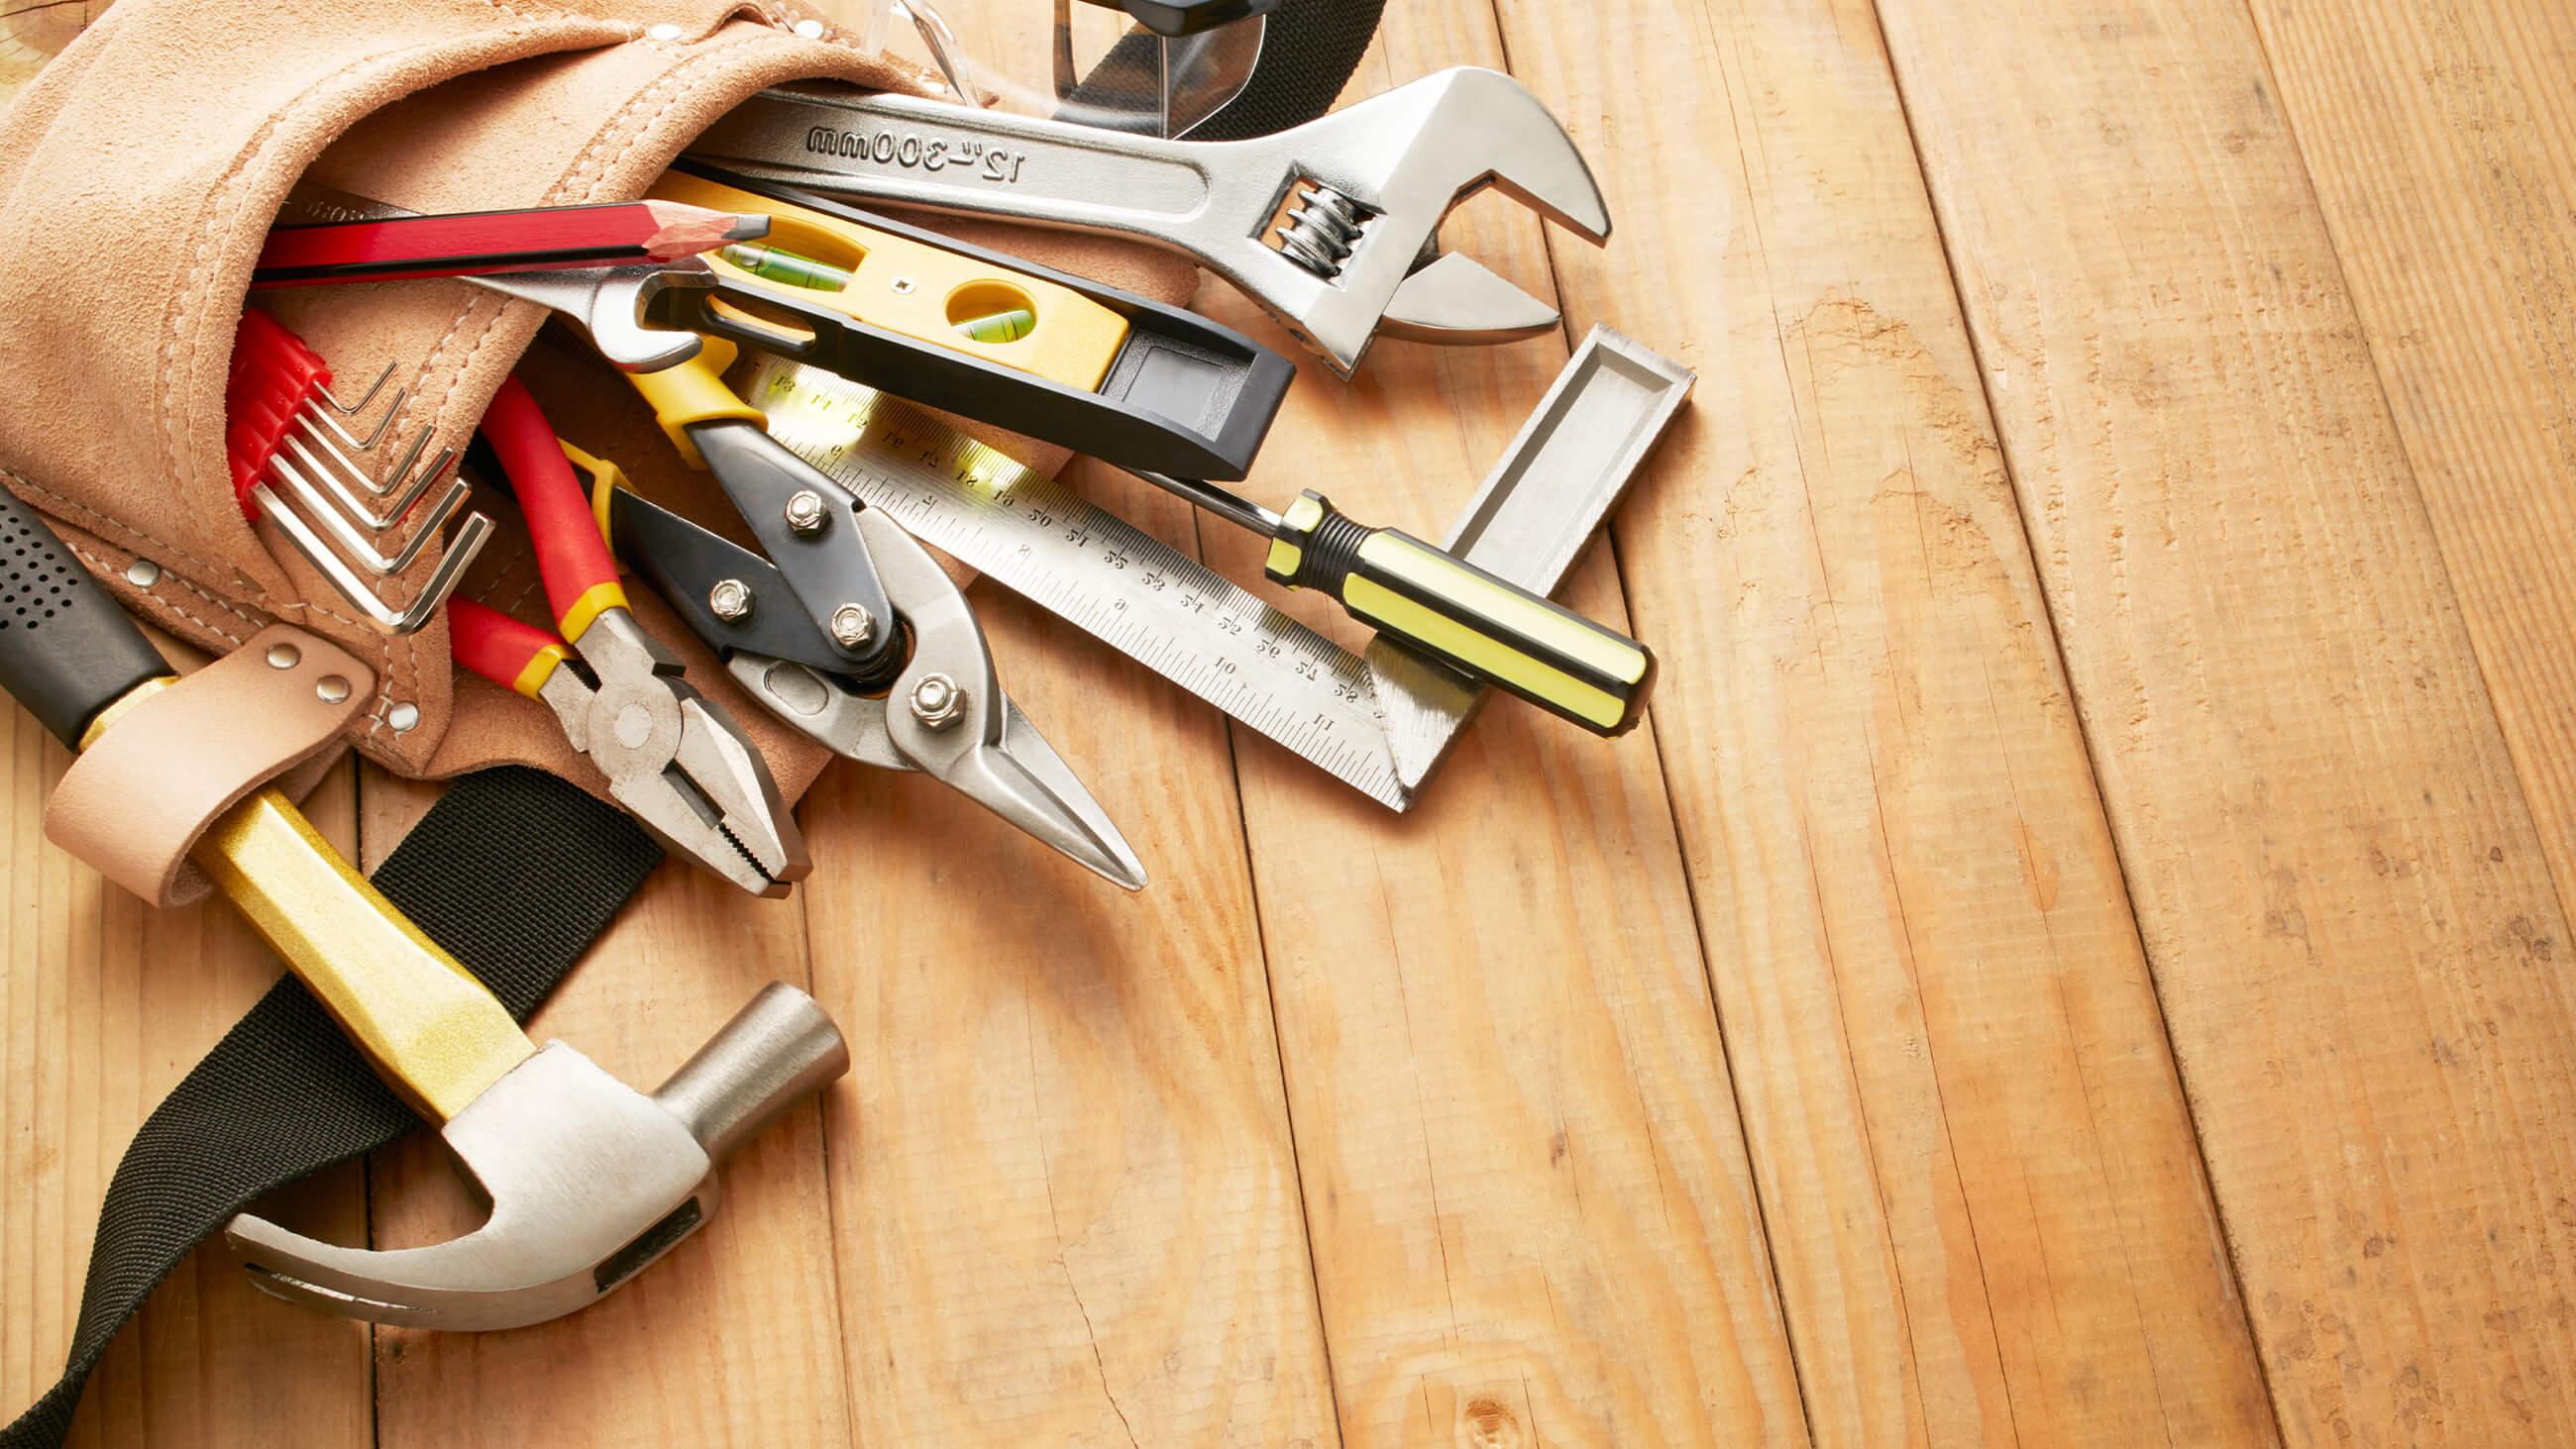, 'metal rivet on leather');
794,18,823,36
387,702,420,733
125,559,160,586
315,675,351,704
647,22,682,39
266,643,300,670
